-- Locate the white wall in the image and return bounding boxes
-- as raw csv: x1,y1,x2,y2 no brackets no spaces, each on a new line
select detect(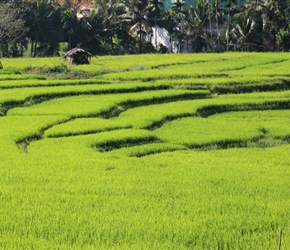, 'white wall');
151,26,179,53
